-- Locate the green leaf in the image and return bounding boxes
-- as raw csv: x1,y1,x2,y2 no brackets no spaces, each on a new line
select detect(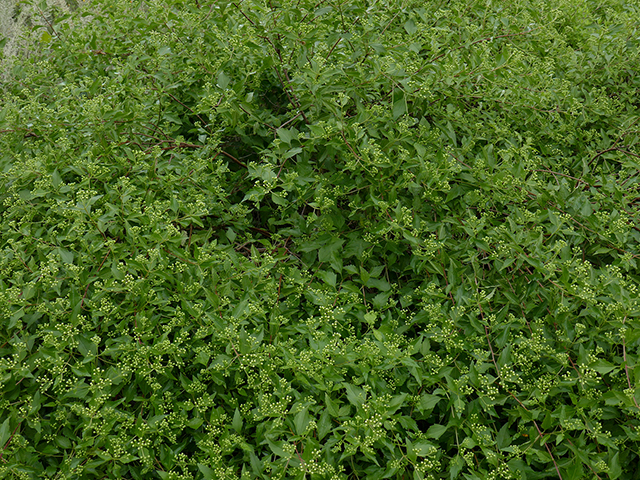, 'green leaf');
426,424,447,439
413,441,436,457
217,71,230,89
266,438,288,458
318,237,344,263
55,436,71,449
344,383,366,407
283,146,302,159
364,312,377,324
232,407,243,433
226,227,236,243
51,169,62,188
9,308,25,329
277,127,297,145
419,394,441,412
314,6,333,16
393,97,407,120
317,269,336,287
388,393,408,412
609,451,622,480
564,459,584,480
317,409,331,440
372,291,391,309
0,419,10,447
325,393,339,417
187,416,204,429
271,192,287,205
58,248,74,264
110,259,124,280
591,360,615,375
294,408,310,435
404,19,417,35
198,464,216,480
450,454,465,479
496,423,511,449
163,113,182,124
